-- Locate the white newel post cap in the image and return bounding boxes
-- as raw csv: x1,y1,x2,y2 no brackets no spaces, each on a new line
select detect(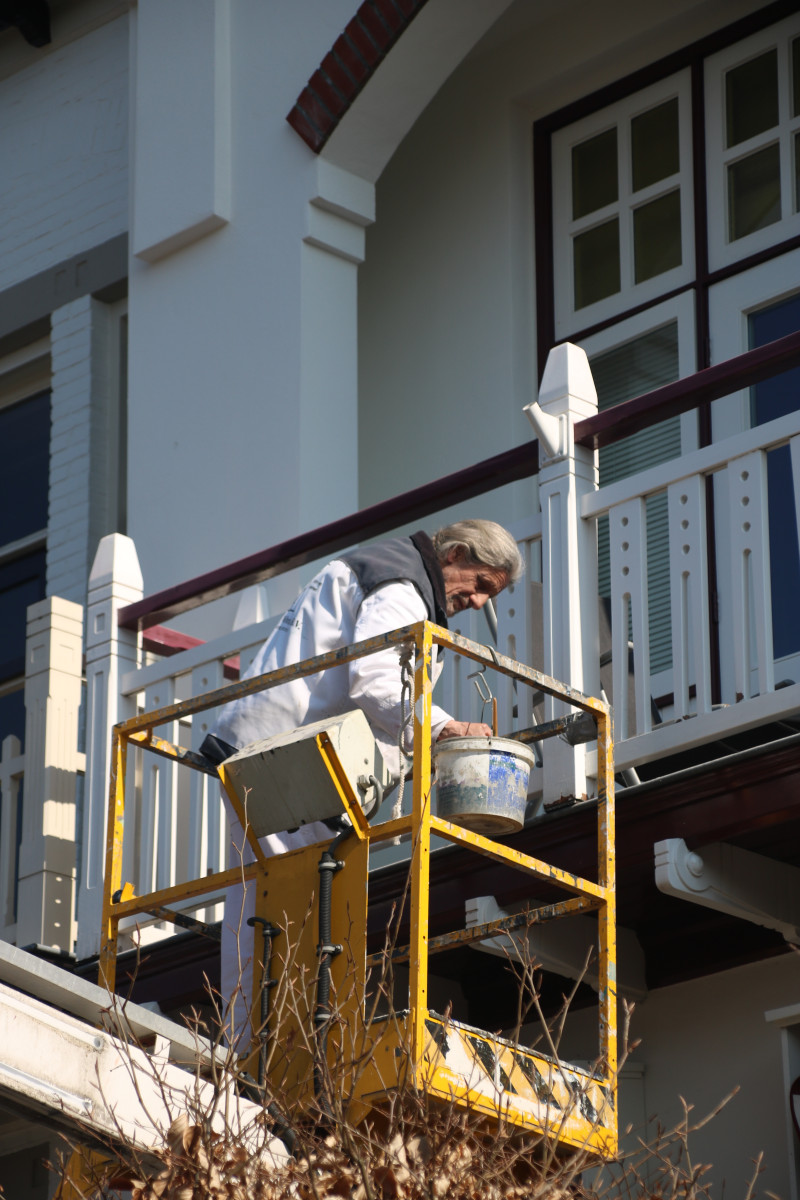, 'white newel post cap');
88,533,144,596
523,343,598,463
